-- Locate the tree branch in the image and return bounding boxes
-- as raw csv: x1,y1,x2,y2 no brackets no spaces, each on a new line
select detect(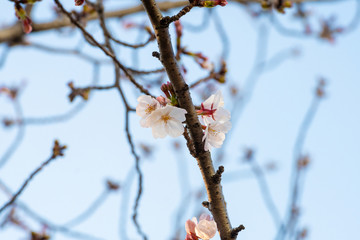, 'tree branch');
0,140,66,215
140,0,239,239
0,0,341,44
